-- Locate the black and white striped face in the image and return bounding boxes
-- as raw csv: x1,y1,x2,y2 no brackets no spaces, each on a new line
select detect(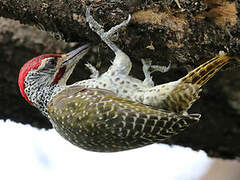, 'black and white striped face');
27,56,62,87
23,55,66,109
18,44,89,105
